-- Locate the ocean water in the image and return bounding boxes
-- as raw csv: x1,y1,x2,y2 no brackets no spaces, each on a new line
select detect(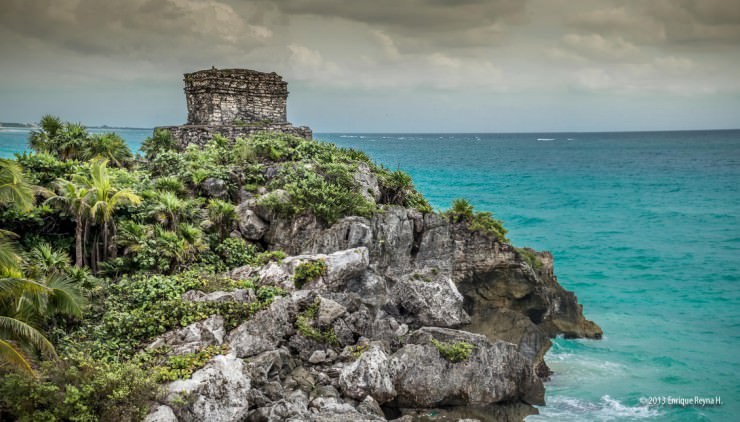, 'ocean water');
2,128,739,421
